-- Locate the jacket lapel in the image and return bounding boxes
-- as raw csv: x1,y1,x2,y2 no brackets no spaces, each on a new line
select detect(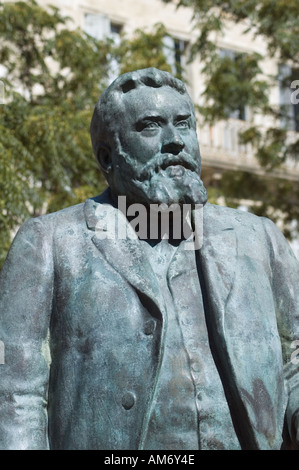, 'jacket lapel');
84,194,165,319
198,203,261,449
199,203,237,318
